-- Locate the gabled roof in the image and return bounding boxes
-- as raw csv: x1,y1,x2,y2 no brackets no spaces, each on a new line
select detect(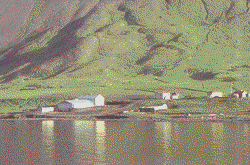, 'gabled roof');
78,94,102,100
208,91,222,94
65,100,94,104
148,104,166,107
156,91,170,93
